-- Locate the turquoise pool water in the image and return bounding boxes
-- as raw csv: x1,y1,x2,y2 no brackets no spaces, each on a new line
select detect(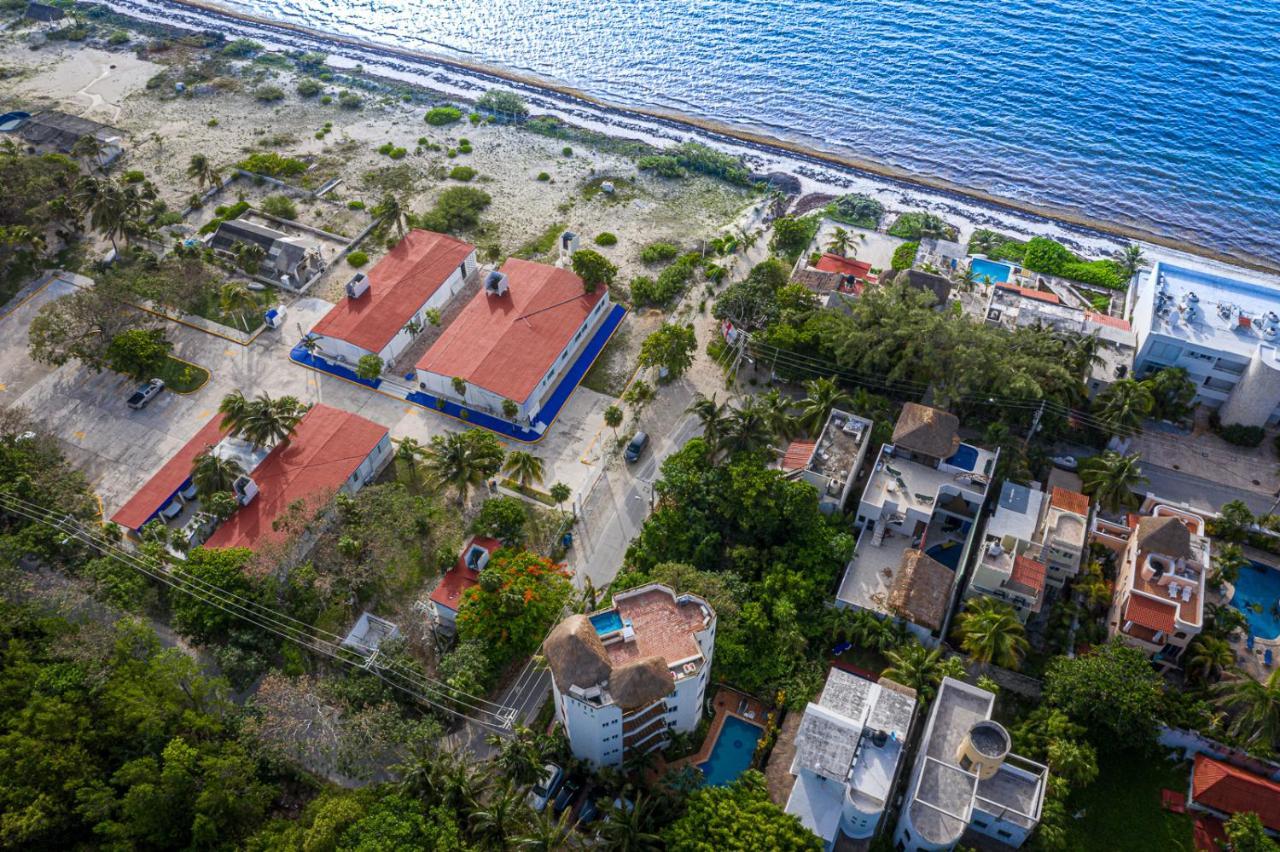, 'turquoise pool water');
945,443,980,471
1231,561,1280,640
970,258,1013,285
926,540,964,572
590,611,623,635
699,715,764,787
